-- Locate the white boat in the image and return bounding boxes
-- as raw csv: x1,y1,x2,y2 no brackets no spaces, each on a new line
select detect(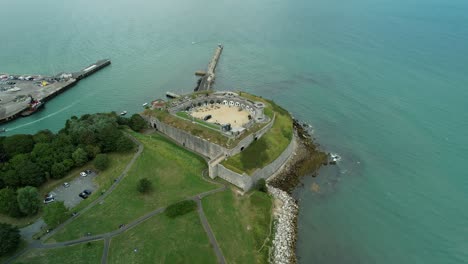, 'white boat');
120,111,127,116
142,103,149,107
